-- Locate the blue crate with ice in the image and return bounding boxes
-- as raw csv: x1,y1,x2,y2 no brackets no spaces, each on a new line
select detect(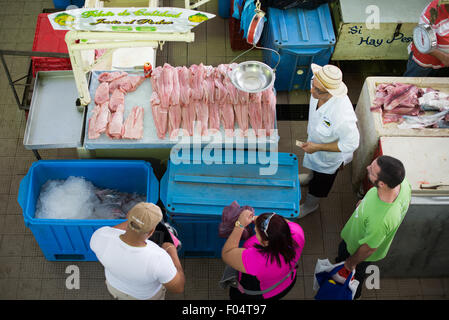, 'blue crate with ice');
17,160,159,261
